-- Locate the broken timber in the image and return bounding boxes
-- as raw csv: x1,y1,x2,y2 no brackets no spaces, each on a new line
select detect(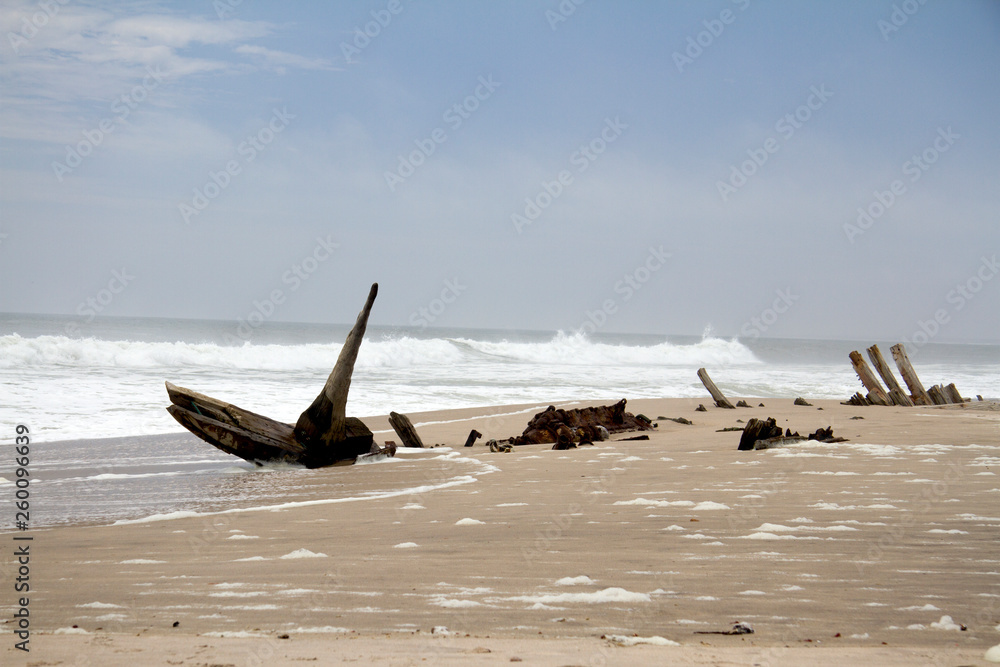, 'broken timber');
890,343,932,406
389,411,425,448
866,344,913,407
848,351,891,406
166,283,395,468
697,368,736,409
844,342,967,407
